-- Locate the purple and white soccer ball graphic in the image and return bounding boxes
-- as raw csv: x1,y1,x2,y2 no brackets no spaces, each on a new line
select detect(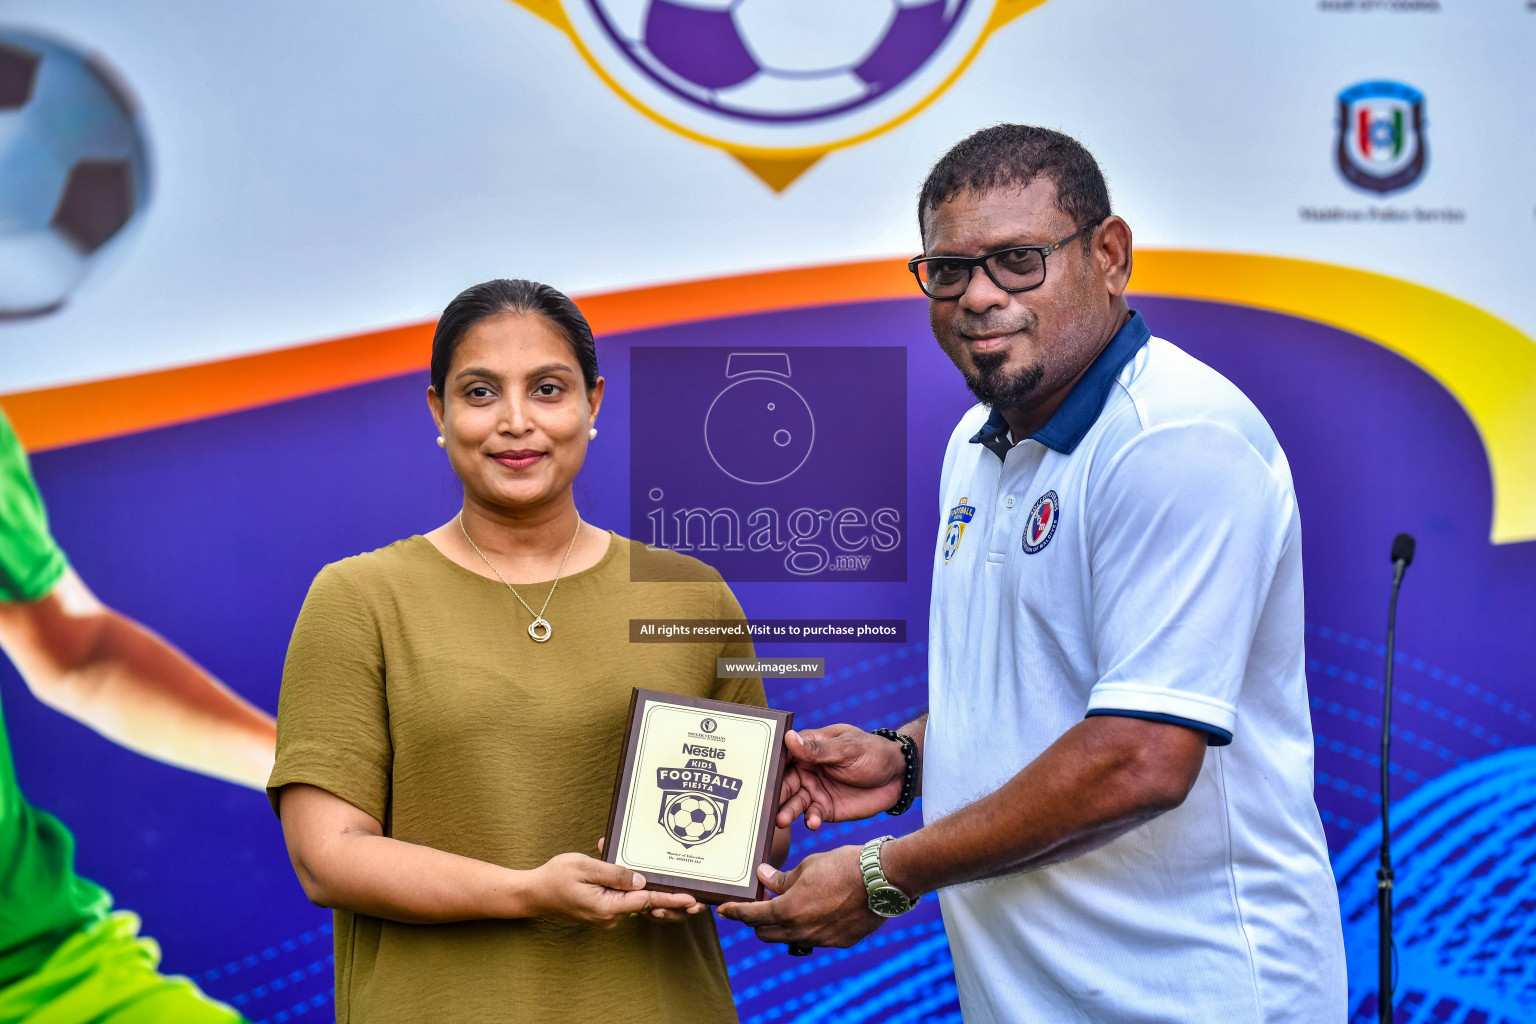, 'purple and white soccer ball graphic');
586,0,972,123
664,793,724,845
0,29,150,319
